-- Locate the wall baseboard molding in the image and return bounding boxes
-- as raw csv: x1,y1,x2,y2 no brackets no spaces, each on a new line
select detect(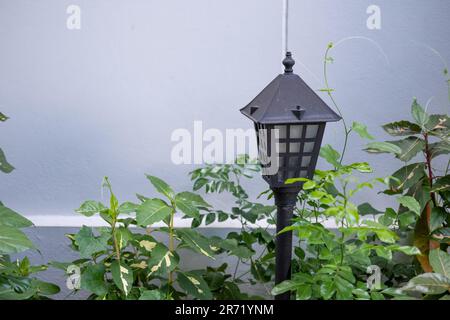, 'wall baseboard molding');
26,214,339,229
